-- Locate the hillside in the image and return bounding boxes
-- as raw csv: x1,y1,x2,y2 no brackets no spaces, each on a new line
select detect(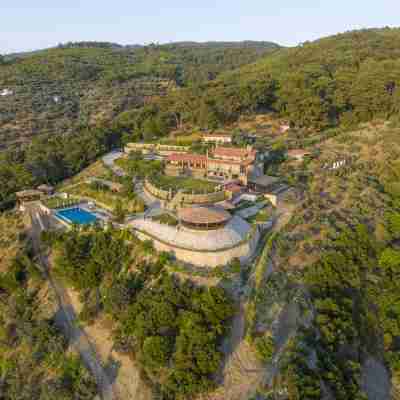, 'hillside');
151,28,400,131
244,120,400,399
0,41,279,149
13,119,400,400
0,212,98,399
